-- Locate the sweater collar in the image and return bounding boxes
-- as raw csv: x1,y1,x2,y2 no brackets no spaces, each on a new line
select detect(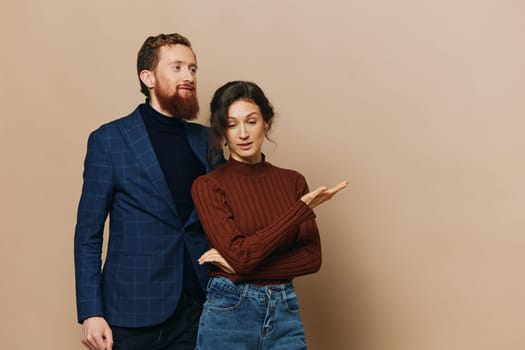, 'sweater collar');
225,154,270,176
